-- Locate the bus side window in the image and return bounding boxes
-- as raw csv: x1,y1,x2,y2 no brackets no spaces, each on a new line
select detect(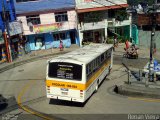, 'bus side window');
105,51,107,58
89,63,92,73
96,58,98,68
86,65,89,75
98,56,101,66
107,49,111,59
93,60,96,72
101,53,104,62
